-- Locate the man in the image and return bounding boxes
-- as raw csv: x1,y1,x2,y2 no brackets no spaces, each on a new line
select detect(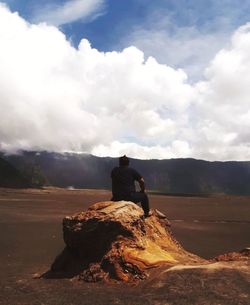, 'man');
111,155,151,217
